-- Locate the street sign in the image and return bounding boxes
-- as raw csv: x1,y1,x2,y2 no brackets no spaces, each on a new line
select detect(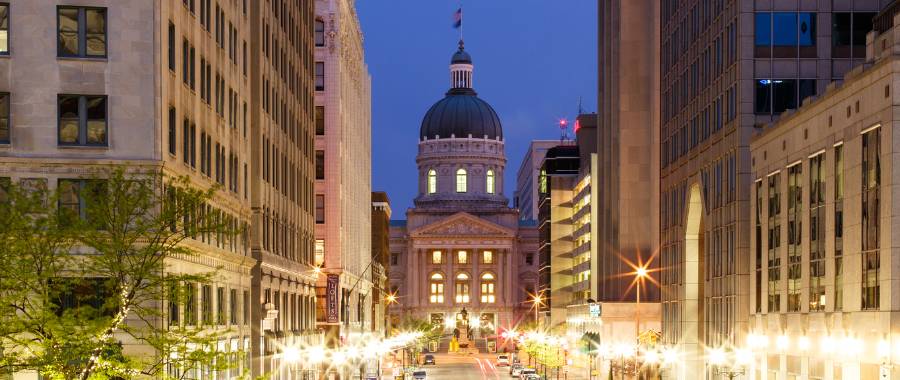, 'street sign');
588,303,601,317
